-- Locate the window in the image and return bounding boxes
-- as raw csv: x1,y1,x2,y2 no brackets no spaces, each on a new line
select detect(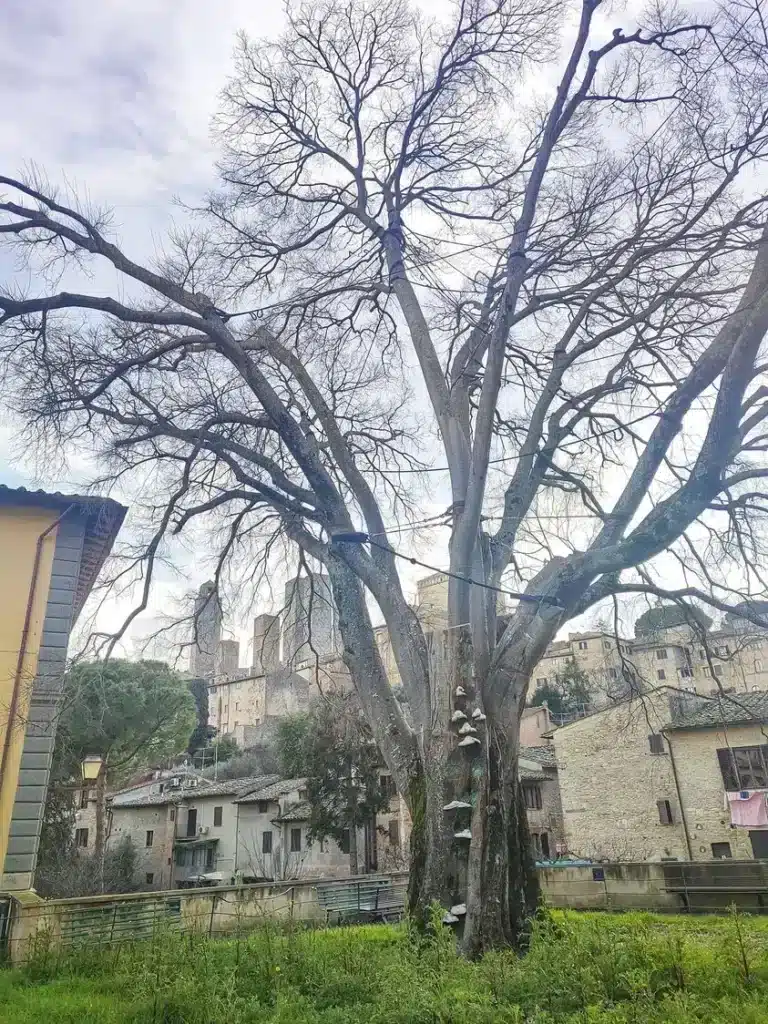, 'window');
389,819,400,847
298,788,308,801
145,830,154,848
679,667,692,679
213,806,223,827
340,829,351,854
717,745,768,791
262,831,273,855
146,873,155,885
536,677,547,686
75,828,89,848
205,846,214,872
719,645,730,656
540,832,551,859
379,775,396,799
290,827,302,853
159,783,165,794
703,667,711,677
170,809,175,822
699,648,706,658
756,659,764,673
79,789,89,809
714,664,723,677
711,842,732,859
657,669,667,681
524,784,542,810
604,640,611,650
608,668,618,680
648,734,666,755
656,648,668,661
235,702,240,710
657,799,675,825
257,800,269,814
186,808,198,837
578,640,588,650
